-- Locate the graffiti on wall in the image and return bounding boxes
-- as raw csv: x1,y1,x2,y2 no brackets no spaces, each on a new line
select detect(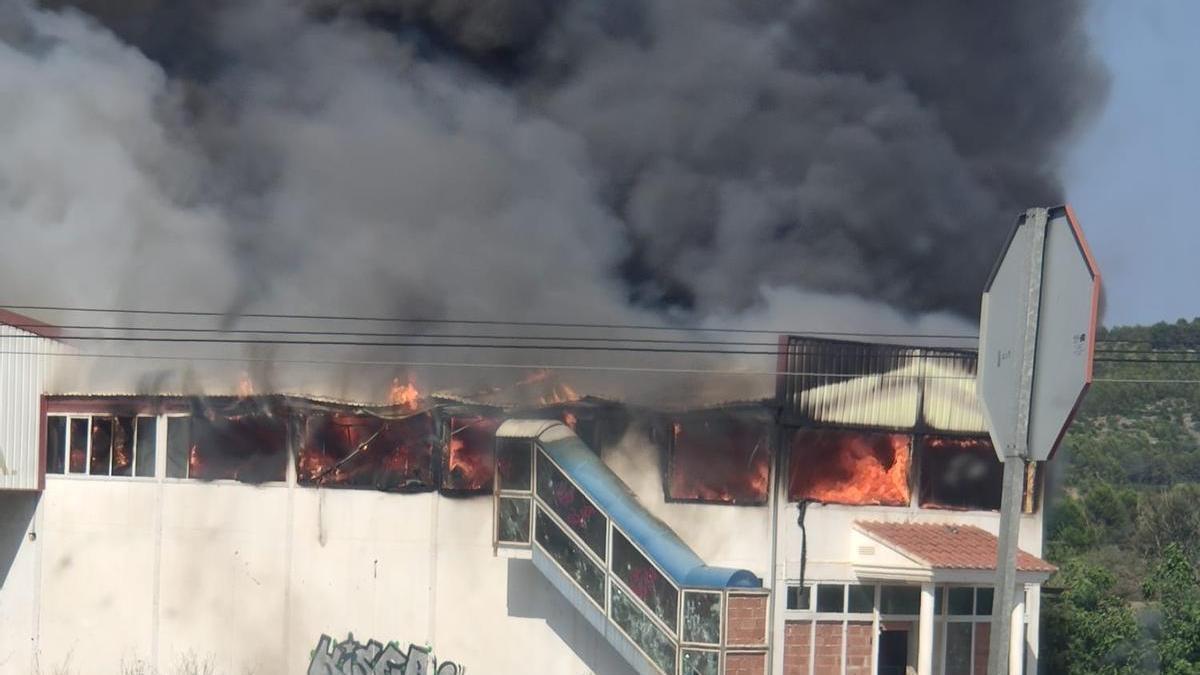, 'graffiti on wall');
308,634,464,675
